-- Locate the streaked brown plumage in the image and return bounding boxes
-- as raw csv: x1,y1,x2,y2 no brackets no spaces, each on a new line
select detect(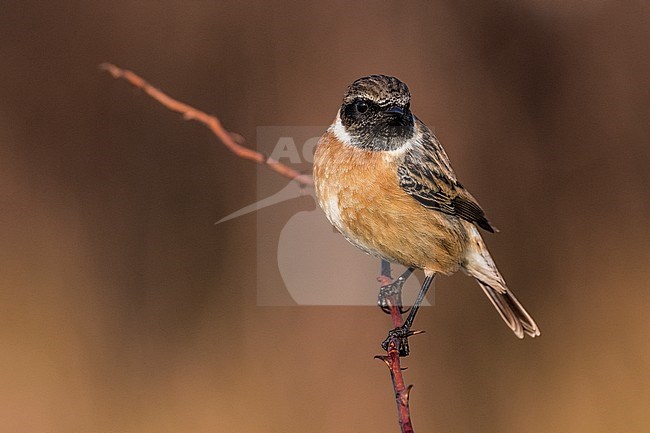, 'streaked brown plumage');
314,75,539,339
